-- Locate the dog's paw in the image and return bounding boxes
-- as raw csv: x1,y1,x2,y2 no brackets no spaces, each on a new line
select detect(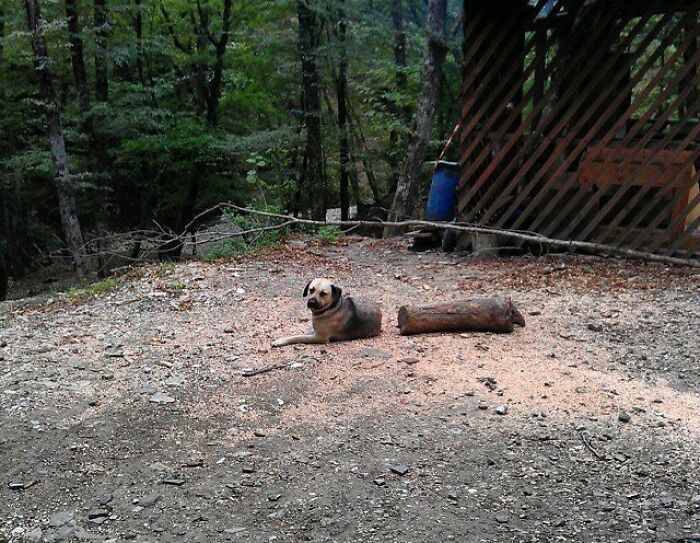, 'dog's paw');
270,339,286,348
